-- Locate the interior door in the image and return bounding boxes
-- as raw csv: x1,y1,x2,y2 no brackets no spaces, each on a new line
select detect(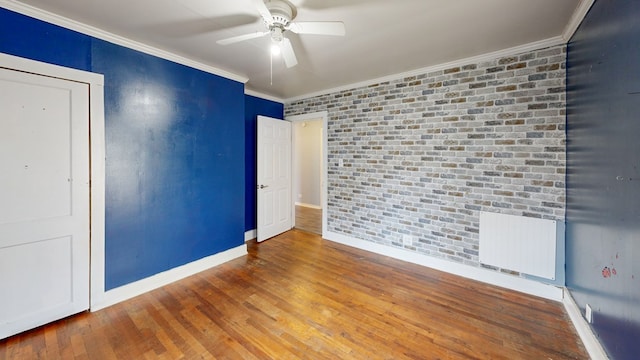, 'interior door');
257,115,292,242
0,68,90,339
